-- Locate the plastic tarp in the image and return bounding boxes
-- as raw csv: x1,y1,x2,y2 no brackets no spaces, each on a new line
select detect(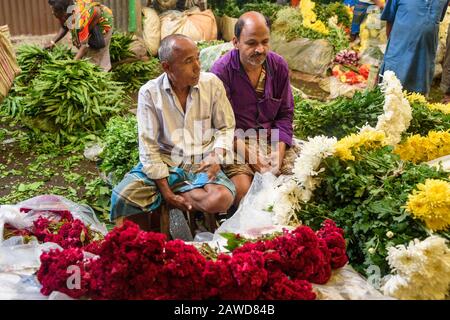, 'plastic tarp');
271,34,334,77
0,196,107,300
160,8,217,42
199,42,233,72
